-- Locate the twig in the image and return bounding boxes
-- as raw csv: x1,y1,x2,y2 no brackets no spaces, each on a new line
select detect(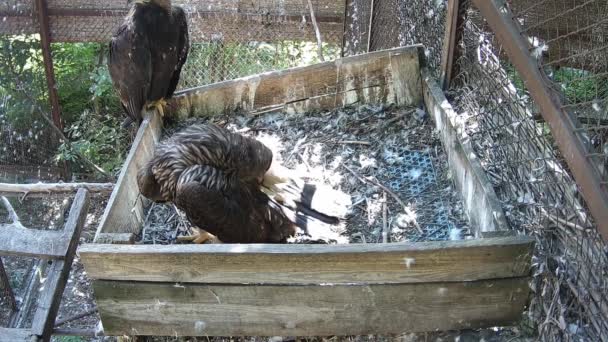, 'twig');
298,152,312,172
382,192,388,243
54,308,98,327
333,140,371,146
306,0,325,62
541,209,590,232
1,196,24,229
0,258,17,311
342,164,423,233
382,108,417,127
